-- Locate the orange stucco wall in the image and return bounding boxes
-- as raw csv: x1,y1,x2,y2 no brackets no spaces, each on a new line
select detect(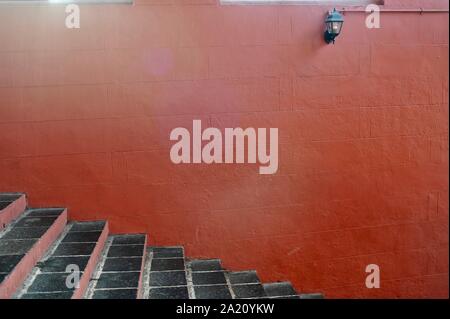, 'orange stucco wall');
0,0,448,298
